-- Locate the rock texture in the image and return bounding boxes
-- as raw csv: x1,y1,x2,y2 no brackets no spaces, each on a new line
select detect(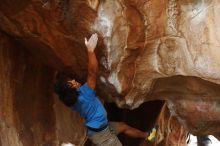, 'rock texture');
1,0,220,144
155,104,188,146
0,33,86,146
